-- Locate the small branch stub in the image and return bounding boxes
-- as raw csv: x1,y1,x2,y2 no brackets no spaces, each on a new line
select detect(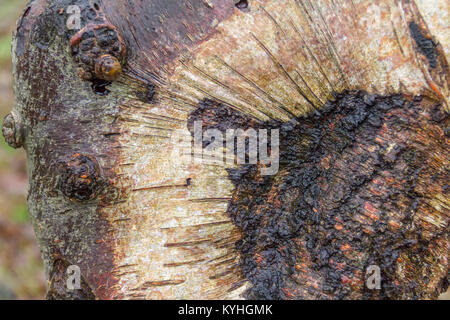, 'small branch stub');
1,113,23,149
58,154,103,202
70,19,126,82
